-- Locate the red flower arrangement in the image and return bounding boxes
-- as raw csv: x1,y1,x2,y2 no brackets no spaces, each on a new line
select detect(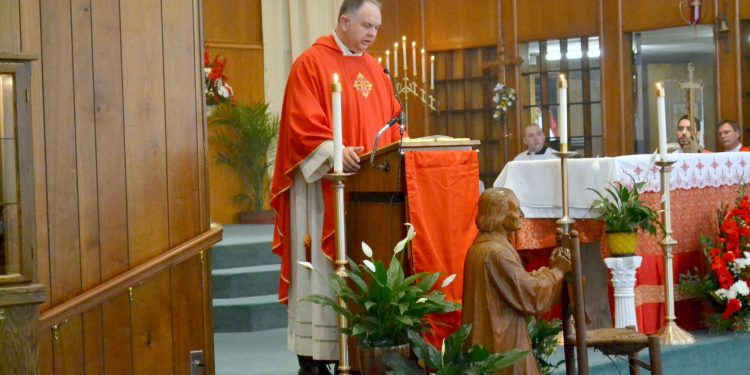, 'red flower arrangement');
679,187,750,331
204,46,235,106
